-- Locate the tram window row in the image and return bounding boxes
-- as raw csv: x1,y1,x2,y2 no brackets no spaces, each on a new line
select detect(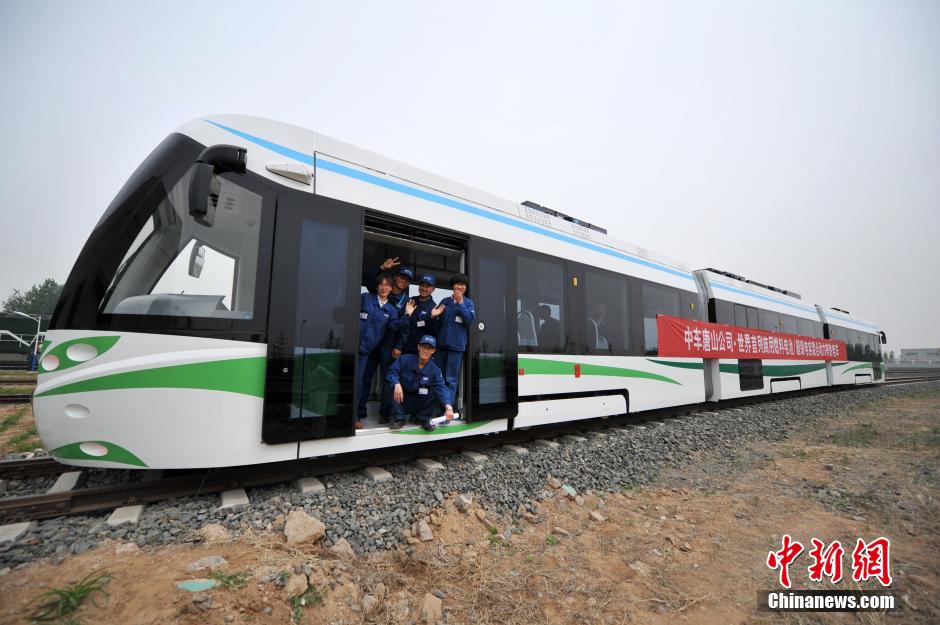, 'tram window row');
709,299,824,339
827,325,884,362
513,250,697,358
